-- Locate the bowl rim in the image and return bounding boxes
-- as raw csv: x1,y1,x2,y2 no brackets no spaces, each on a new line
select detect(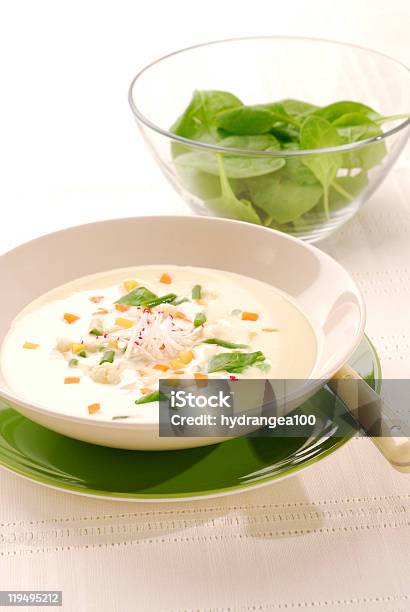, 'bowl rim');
0,215,366,429
128,35,410,157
